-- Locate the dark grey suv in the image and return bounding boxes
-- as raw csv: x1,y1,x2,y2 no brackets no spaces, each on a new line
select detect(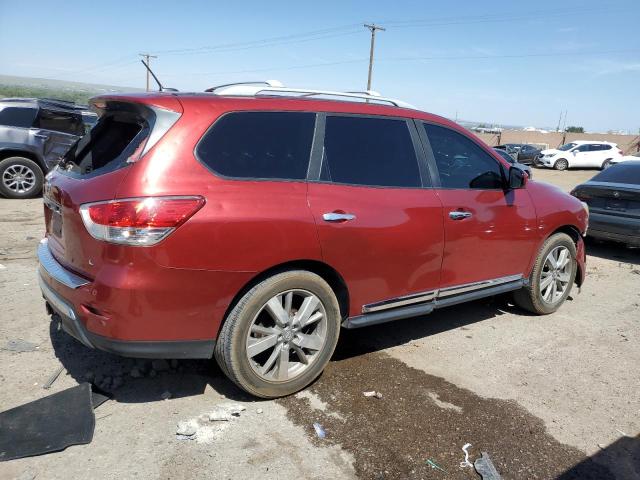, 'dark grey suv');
0,98,97,199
